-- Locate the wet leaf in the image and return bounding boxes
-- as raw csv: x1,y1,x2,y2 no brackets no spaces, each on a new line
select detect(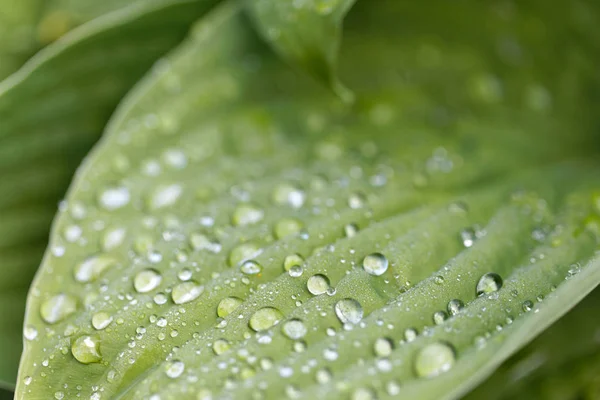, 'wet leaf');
15,1,600,399
0,0,219,388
